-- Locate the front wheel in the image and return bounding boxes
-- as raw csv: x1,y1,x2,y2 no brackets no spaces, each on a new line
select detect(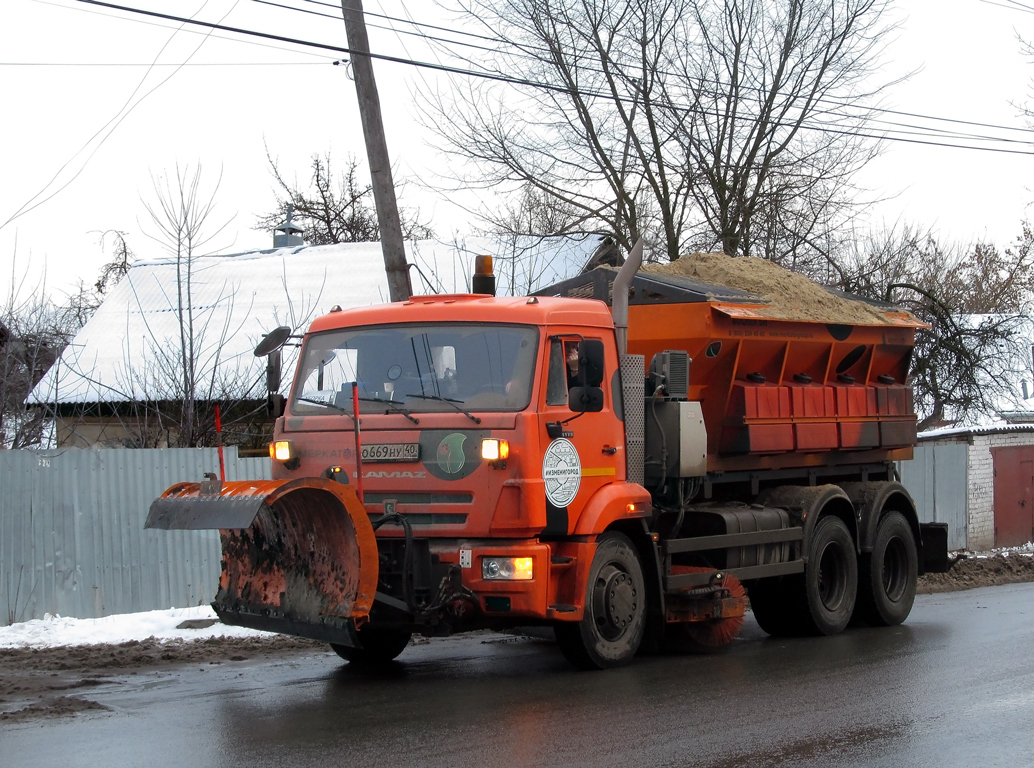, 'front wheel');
330,625,413,664
555,533,646,670
803,516,858,635
857,511,918,626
